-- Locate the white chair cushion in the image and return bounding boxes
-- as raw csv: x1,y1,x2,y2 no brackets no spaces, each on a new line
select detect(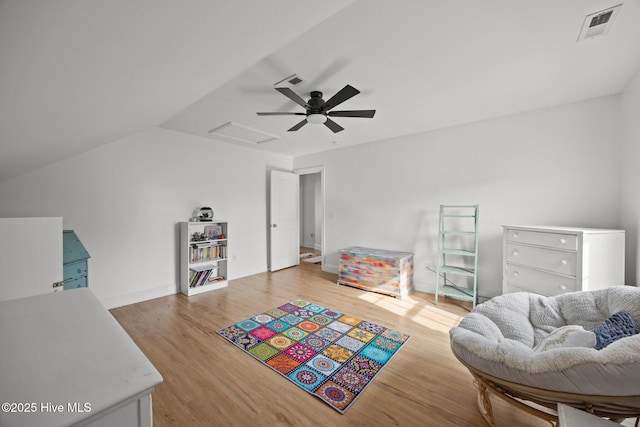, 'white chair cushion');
450,286,640,396
532,325,596,352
